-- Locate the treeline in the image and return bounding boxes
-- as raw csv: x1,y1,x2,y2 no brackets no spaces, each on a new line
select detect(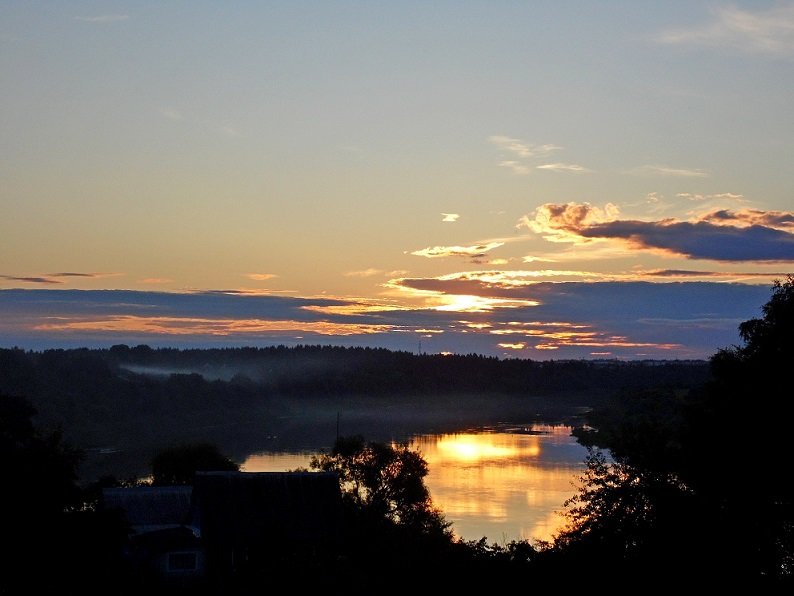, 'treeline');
1,343,710,400
0,345,708,442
